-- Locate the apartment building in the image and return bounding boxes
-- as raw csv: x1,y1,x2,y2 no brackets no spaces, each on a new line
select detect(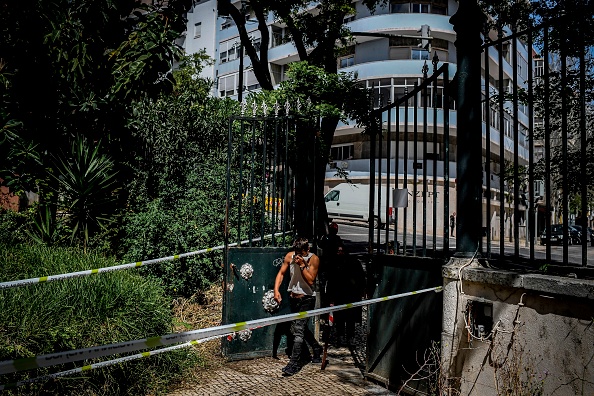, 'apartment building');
180,0,534,238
